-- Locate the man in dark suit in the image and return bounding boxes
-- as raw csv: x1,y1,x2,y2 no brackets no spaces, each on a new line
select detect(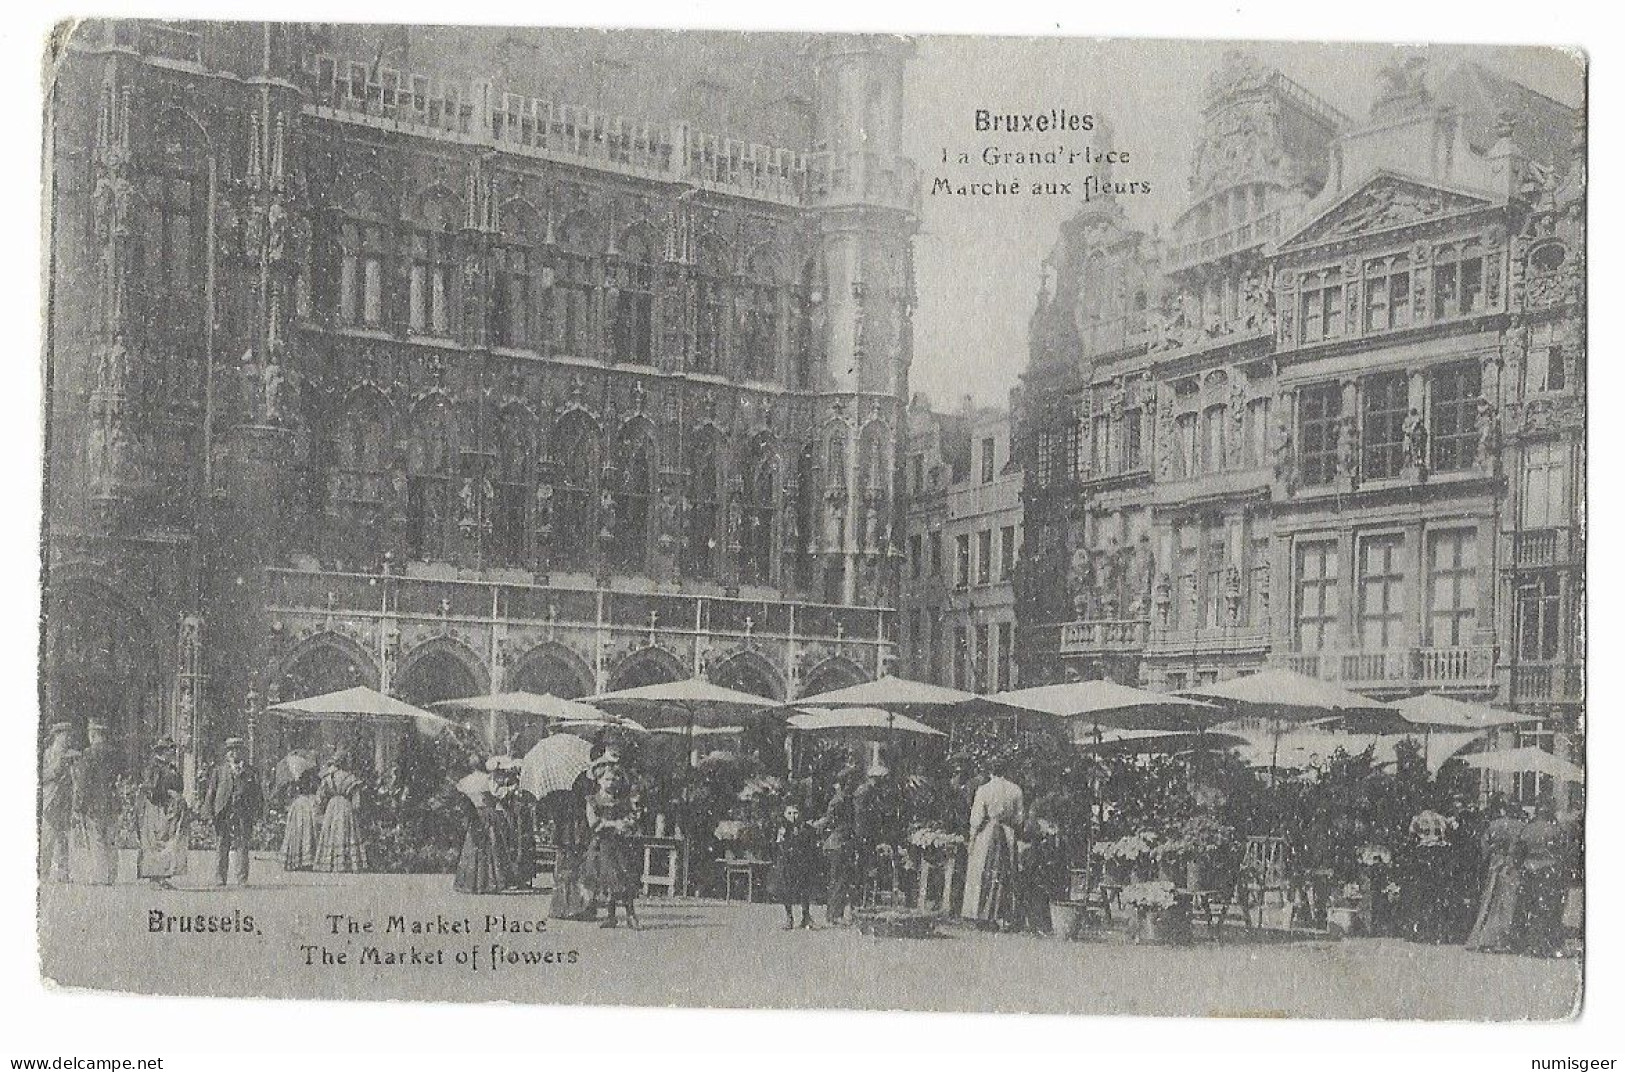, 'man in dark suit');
204,737,263,886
